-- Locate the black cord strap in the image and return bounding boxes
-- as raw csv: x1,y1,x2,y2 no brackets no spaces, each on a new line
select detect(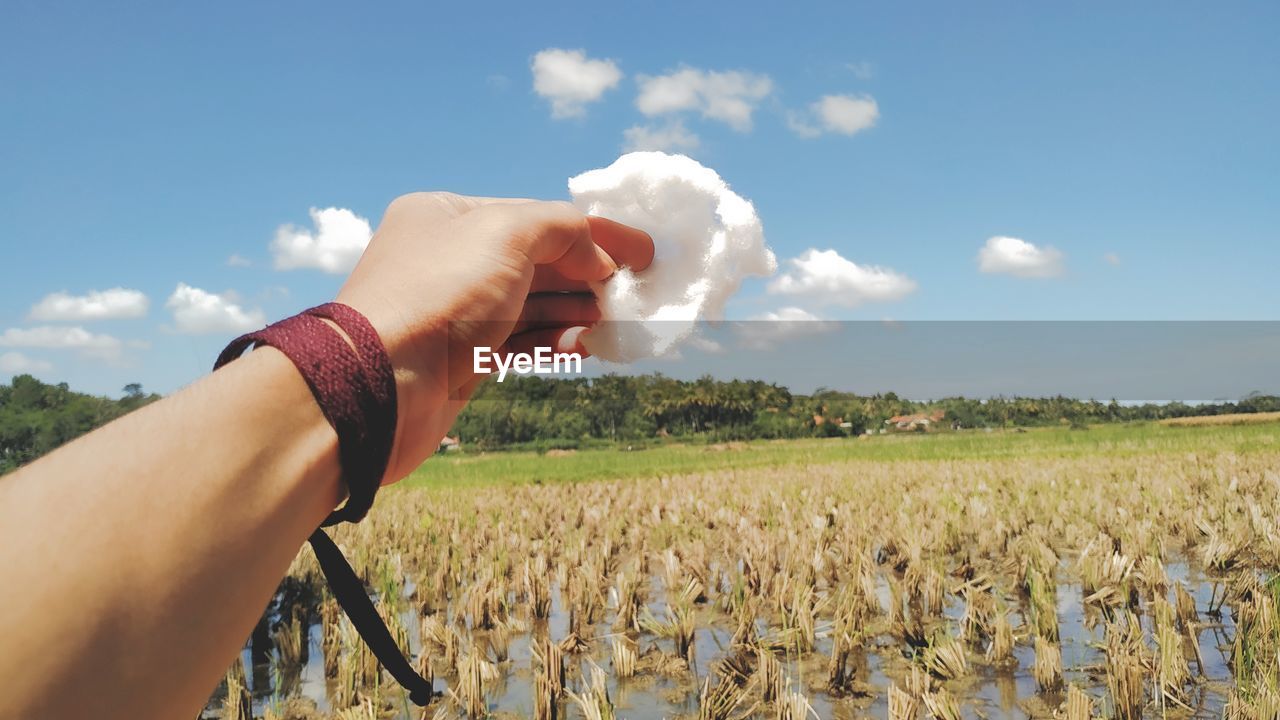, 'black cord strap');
308,529,434,705
215,304,432,706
